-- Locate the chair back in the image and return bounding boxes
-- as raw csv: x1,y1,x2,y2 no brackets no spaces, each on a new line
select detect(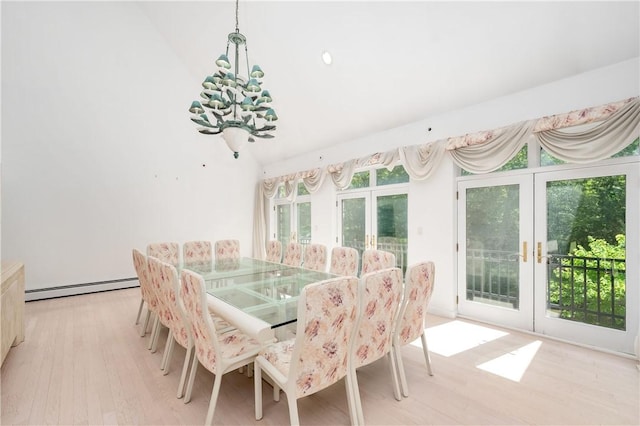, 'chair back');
329,246,359,276
265,240,282,263
282,242,303,267
147,255,170,324
183,241,212,267
352,267,403,369
214,239,240,261
180,269,223,373
147,242,180,267
149,256,192,349
132,248,156,309
395,261,436,345
303,244,327,272
288,276,359,398
360,249,396,276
